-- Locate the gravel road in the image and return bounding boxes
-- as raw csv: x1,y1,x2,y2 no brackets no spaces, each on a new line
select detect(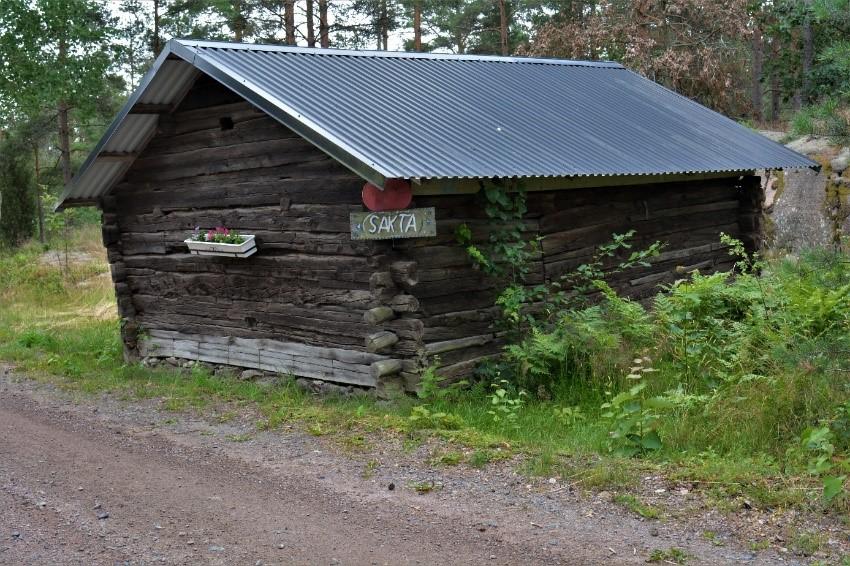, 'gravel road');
0,371,795,565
